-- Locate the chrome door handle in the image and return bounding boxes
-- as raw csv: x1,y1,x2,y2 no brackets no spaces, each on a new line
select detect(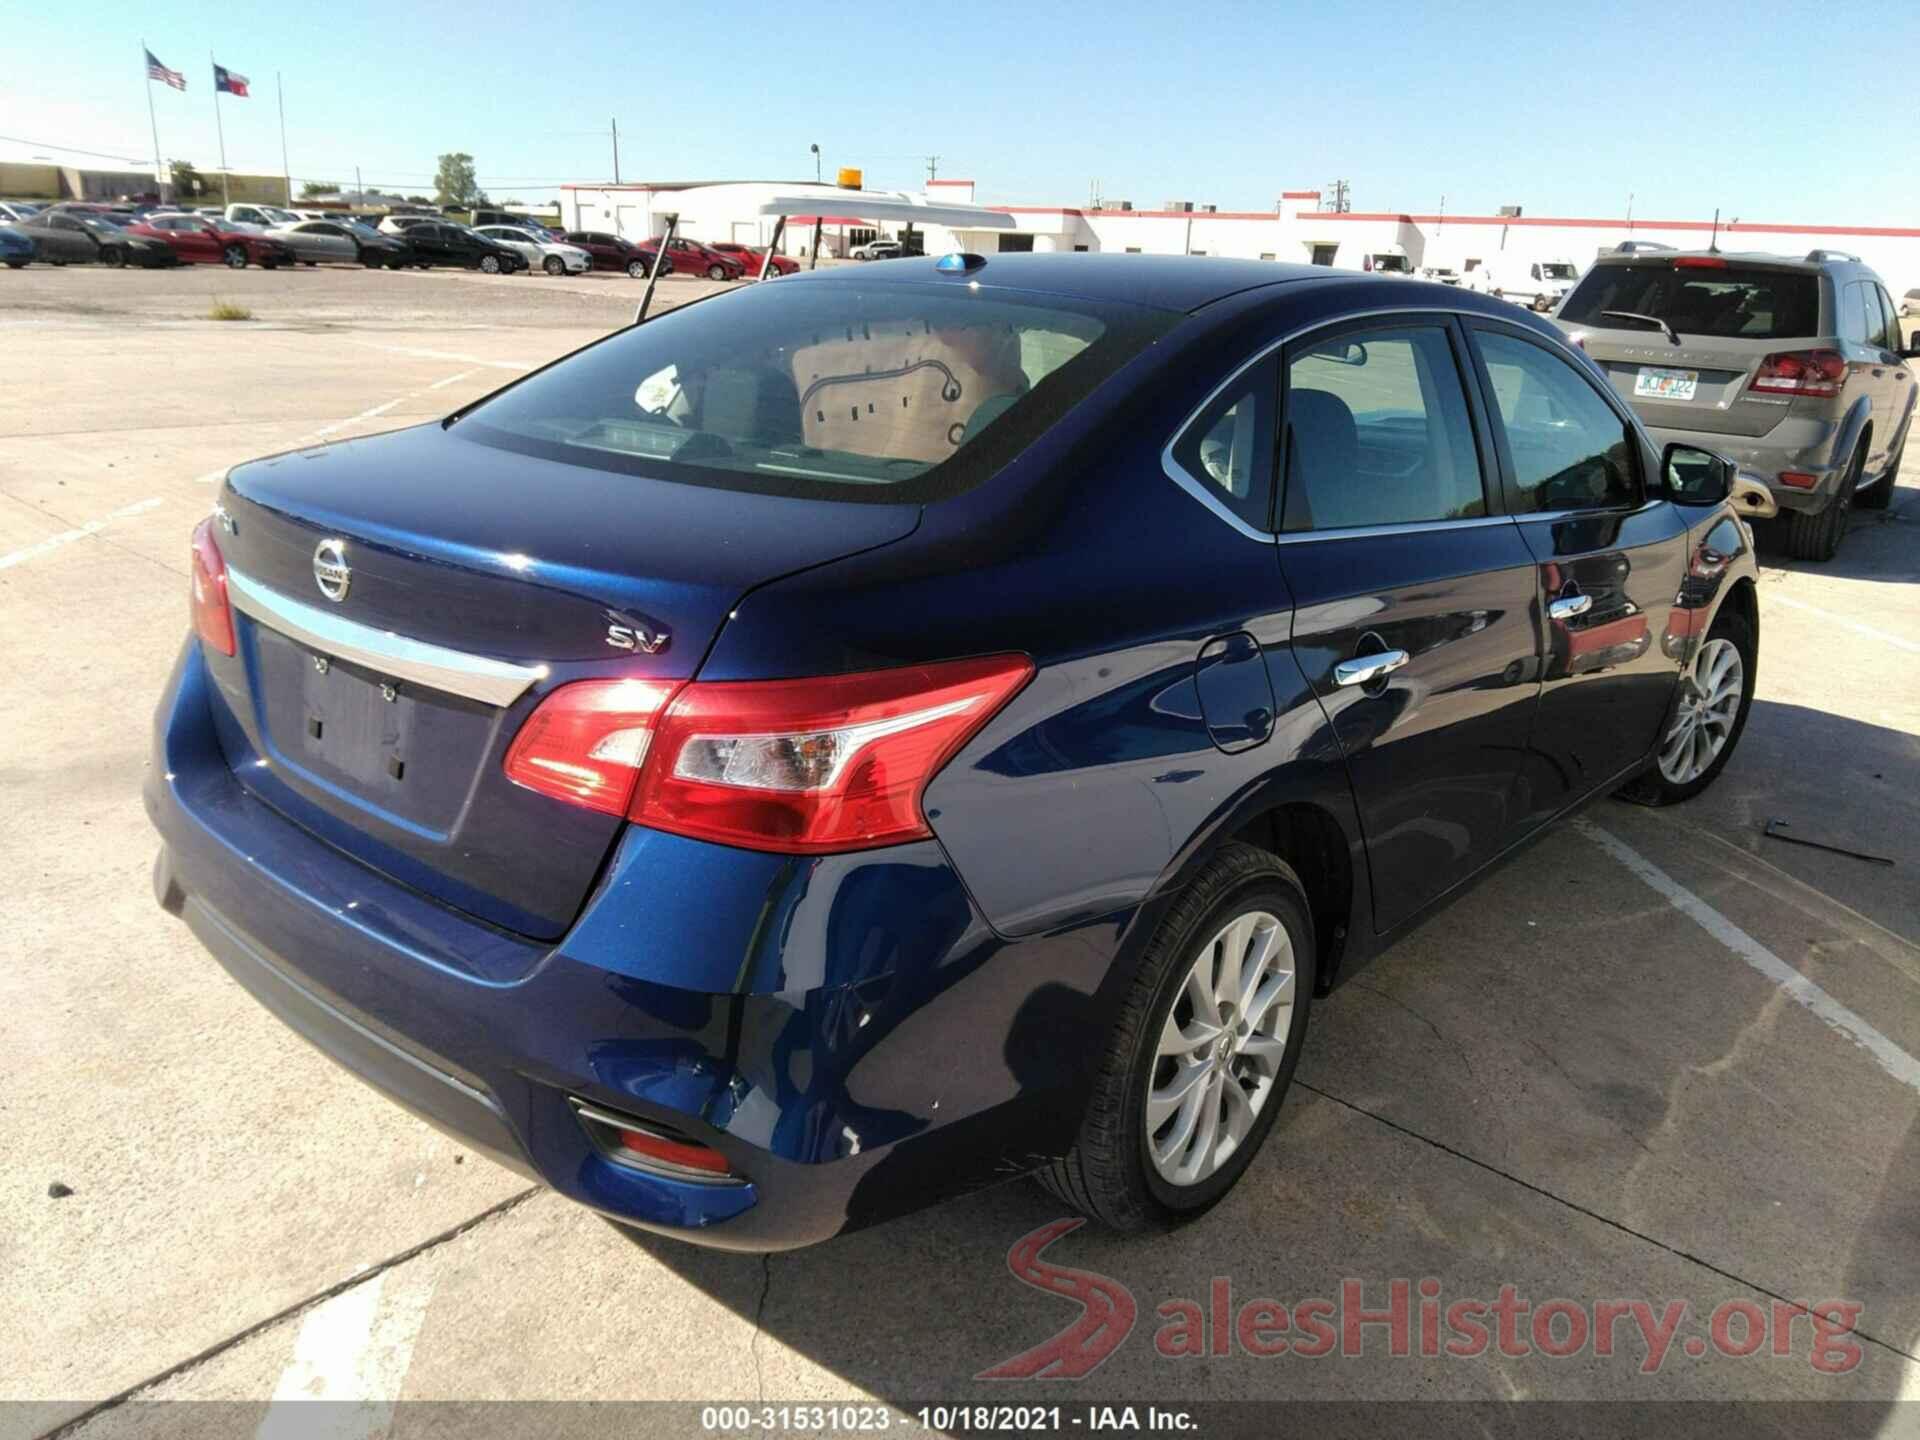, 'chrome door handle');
1333,650,1410,687
1549,594,1593,621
